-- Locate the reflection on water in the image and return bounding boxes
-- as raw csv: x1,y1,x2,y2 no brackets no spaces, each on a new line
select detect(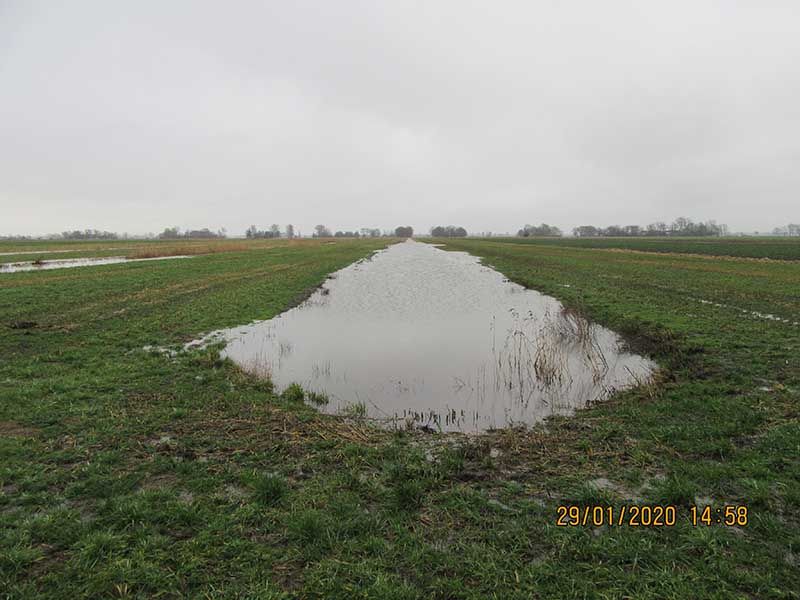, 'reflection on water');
214,240,655,432
1,255,190,273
